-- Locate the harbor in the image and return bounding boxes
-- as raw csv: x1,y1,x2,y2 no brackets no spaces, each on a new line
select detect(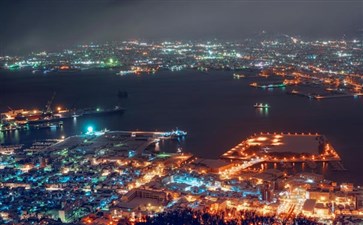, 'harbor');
1,128,187,156
221,132,343,167
0,105,124,132
1,1,363,223
0,71,362,187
